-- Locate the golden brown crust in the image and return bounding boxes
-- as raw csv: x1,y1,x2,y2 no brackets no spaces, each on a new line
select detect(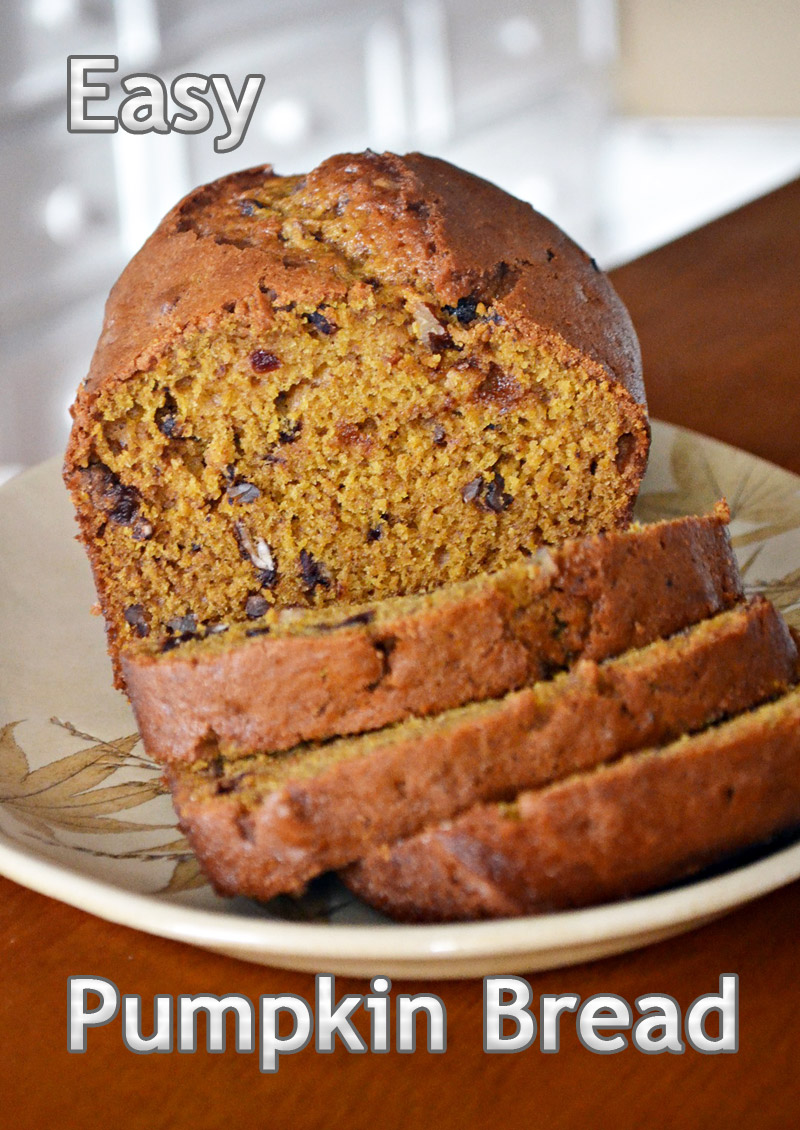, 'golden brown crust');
124,506,742,763
166,599,797,902
343,686,800,921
